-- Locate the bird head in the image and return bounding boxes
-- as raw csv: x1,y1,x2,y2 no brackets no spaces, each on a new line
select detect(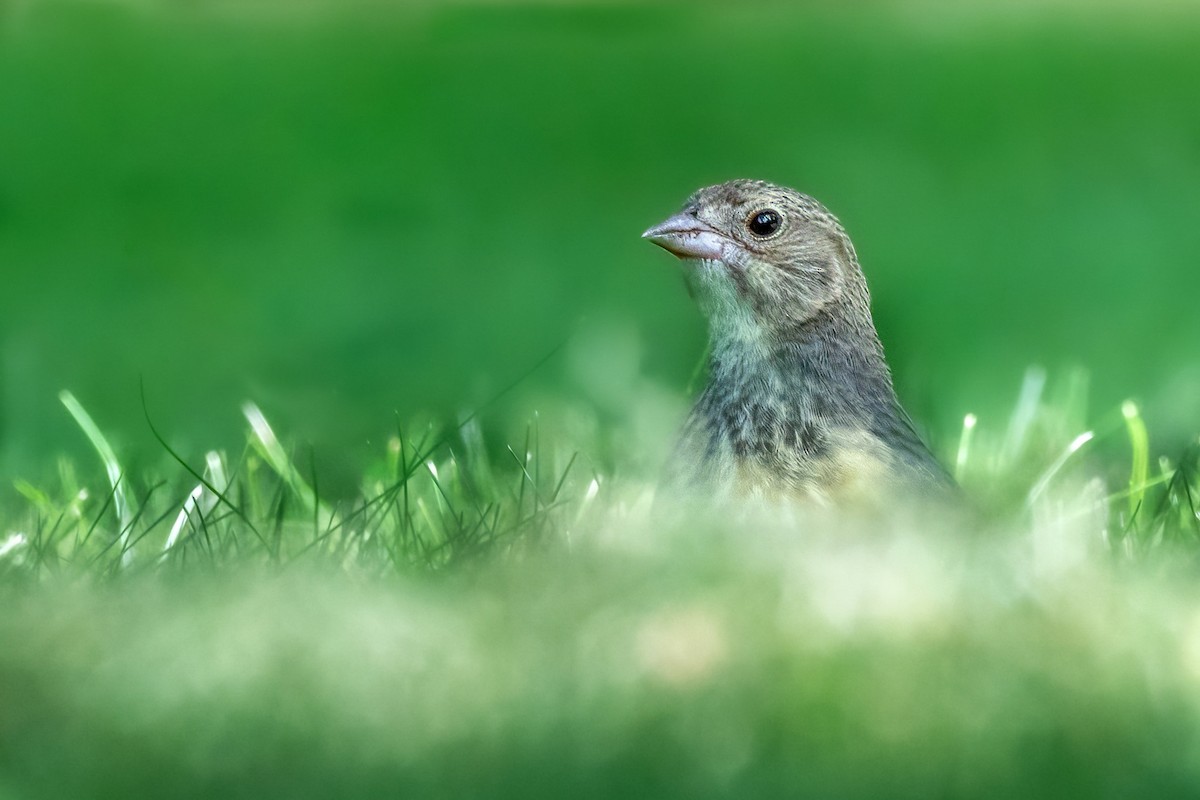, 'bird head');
643,180,867,347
